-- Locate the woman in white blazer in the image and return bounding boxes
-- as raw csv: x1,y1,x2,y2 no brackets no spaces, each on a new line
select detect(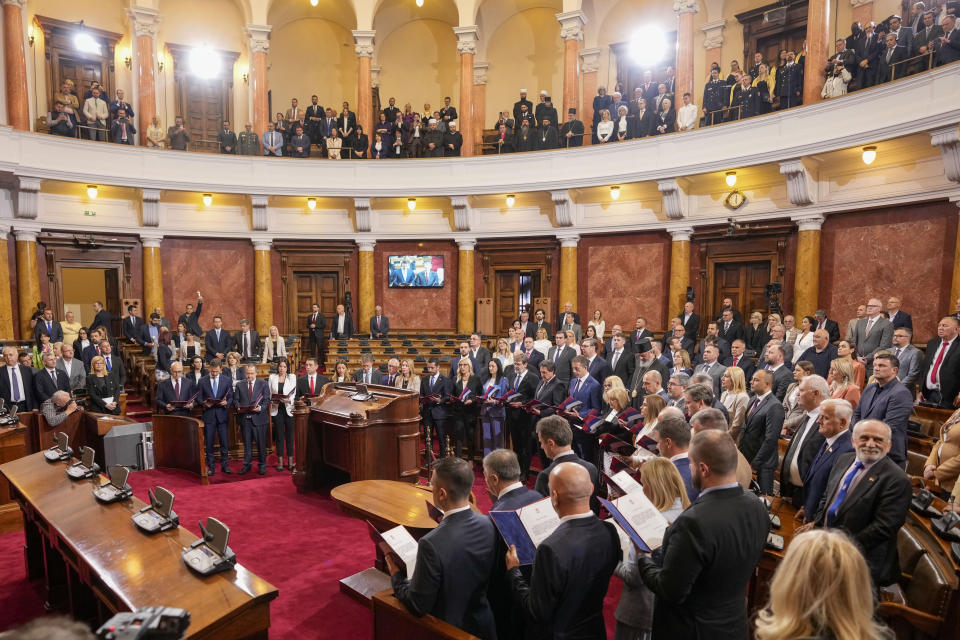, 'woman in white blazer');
394,359,421,392
262,325,287,363
269,357,297,471
179,331,203,362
